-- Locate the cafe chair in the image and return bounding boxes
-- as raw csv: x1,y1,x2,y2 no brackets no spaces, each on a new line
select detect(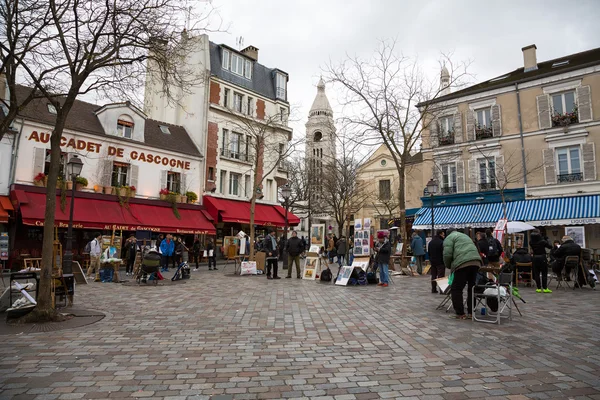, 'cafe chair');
515,262,533,287
472,272,514,325
557,256,579,290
